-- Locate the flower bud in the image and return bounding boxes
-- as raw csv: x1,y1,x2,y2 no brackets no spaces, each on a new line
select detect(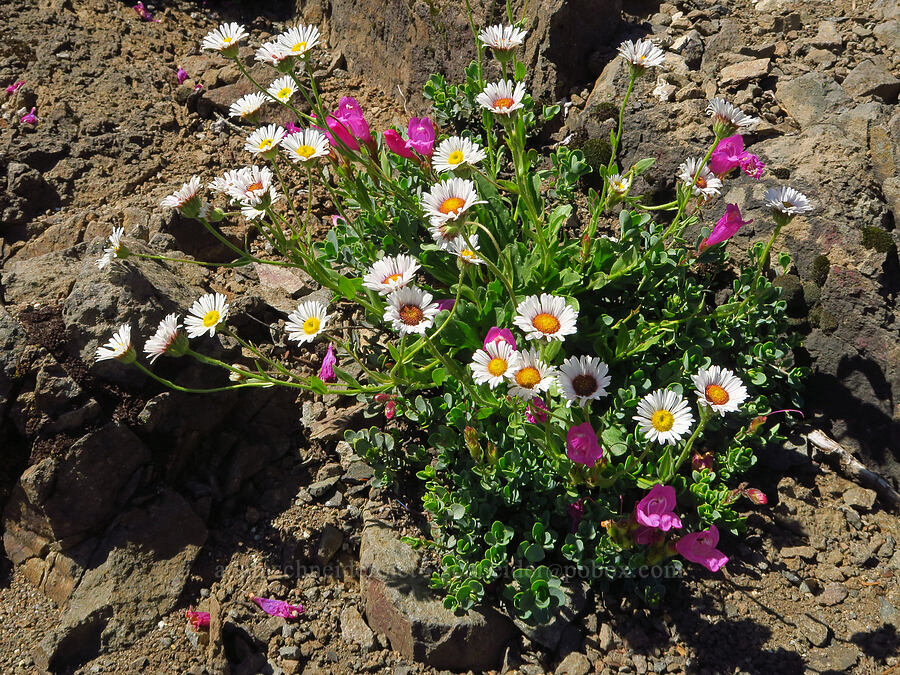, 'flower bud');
464,425,483,464
747,415,767,435
744,488,768,505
